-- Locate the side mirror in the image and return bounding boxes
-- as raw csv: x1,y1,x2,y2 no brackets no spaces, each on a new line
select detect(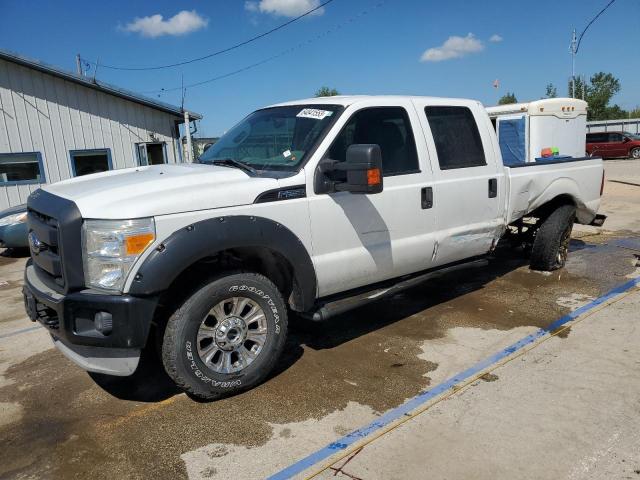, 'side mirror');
314,144,384,195
623,137,630,143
